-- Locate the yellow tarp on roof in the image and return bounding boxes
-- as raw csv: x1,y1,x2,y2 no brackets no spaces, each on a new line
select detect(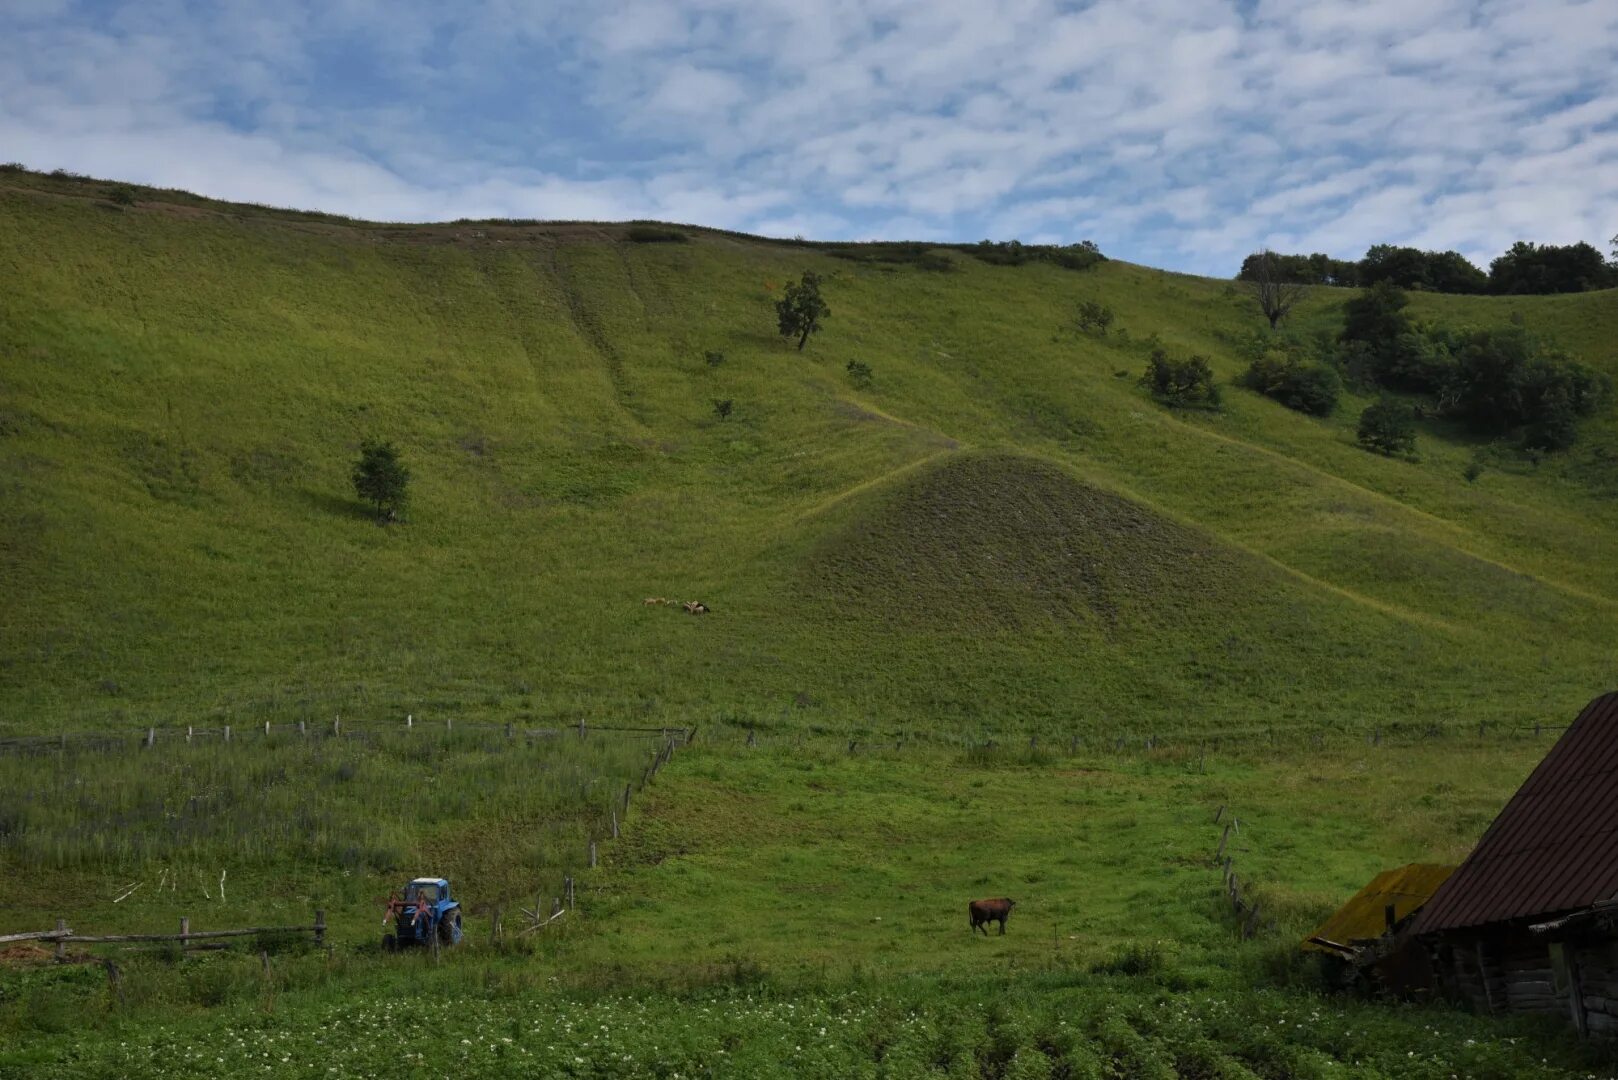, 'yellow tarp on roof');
1302,863,1455,952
